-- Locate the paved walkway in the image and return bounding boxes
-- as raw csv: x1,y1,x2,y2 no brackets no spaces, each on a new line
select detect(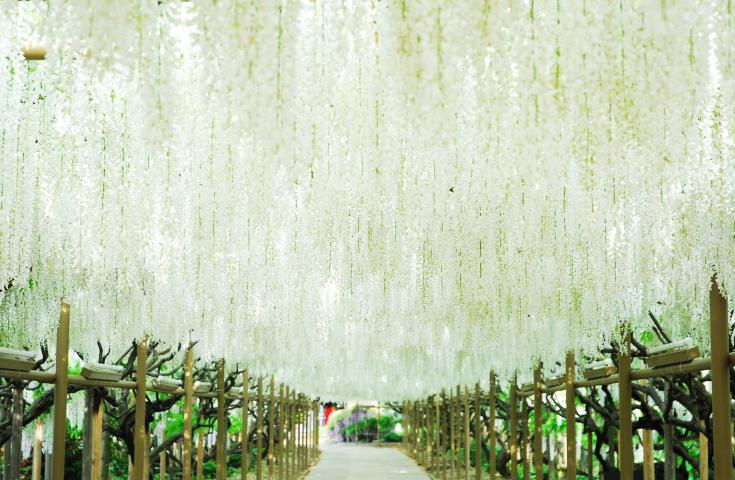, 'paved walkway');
306,442,430,480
